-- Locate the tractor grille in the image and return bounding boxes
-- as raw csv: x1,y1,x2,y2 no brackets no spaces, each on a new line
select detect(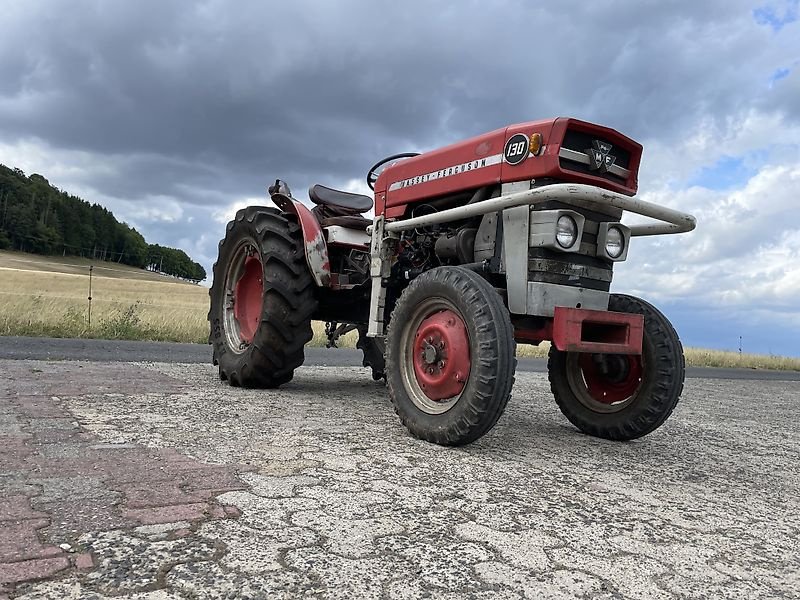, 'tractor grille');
558,129,631,185
528,202,617,292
